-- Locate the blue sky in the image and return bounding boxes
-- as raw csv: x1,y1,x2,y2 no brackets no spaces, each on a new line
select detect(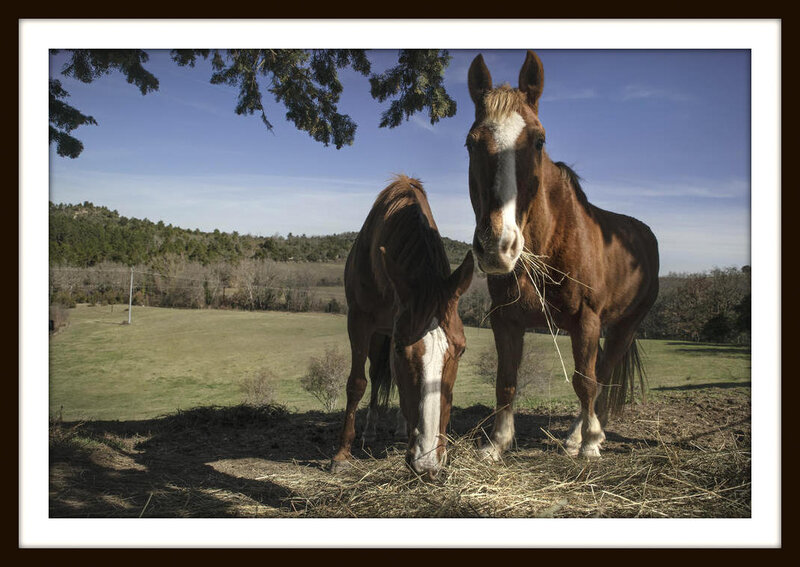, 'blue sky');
49,48,751,275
